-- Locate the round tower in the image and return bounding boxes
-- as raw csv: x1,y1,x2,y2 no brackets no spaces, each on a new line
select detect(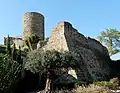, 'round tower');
22,12,44,40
